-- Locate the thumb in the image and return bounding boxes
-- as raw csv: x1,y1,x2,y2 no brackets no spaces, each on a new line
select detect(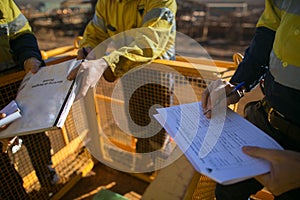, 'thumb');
242,146,278,162
31,64,40,74
67,66,80,80
0,113,6,119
